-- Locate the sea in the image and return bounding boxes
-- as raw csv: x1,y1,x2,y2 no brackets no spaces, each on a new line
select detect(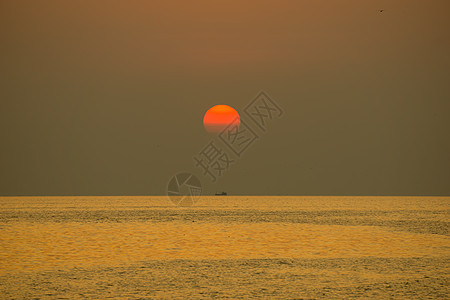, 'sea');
0,196,448,299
